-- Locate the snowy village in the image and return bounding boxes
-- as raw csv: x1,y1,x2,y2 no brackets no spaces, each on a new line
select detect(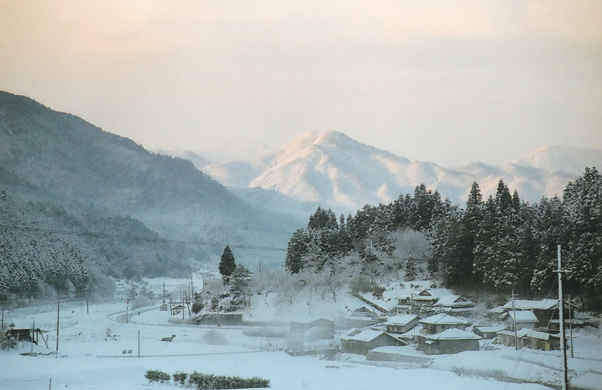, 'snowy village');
2,2,602,390
2,240,602,390
1,93,602,389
